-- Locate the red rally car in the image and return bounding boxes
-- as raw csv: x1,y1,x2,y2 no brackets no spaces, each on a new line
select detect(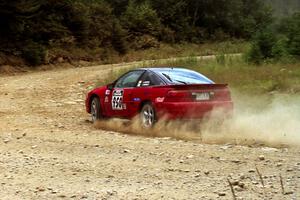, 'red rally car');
86,68,233,128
